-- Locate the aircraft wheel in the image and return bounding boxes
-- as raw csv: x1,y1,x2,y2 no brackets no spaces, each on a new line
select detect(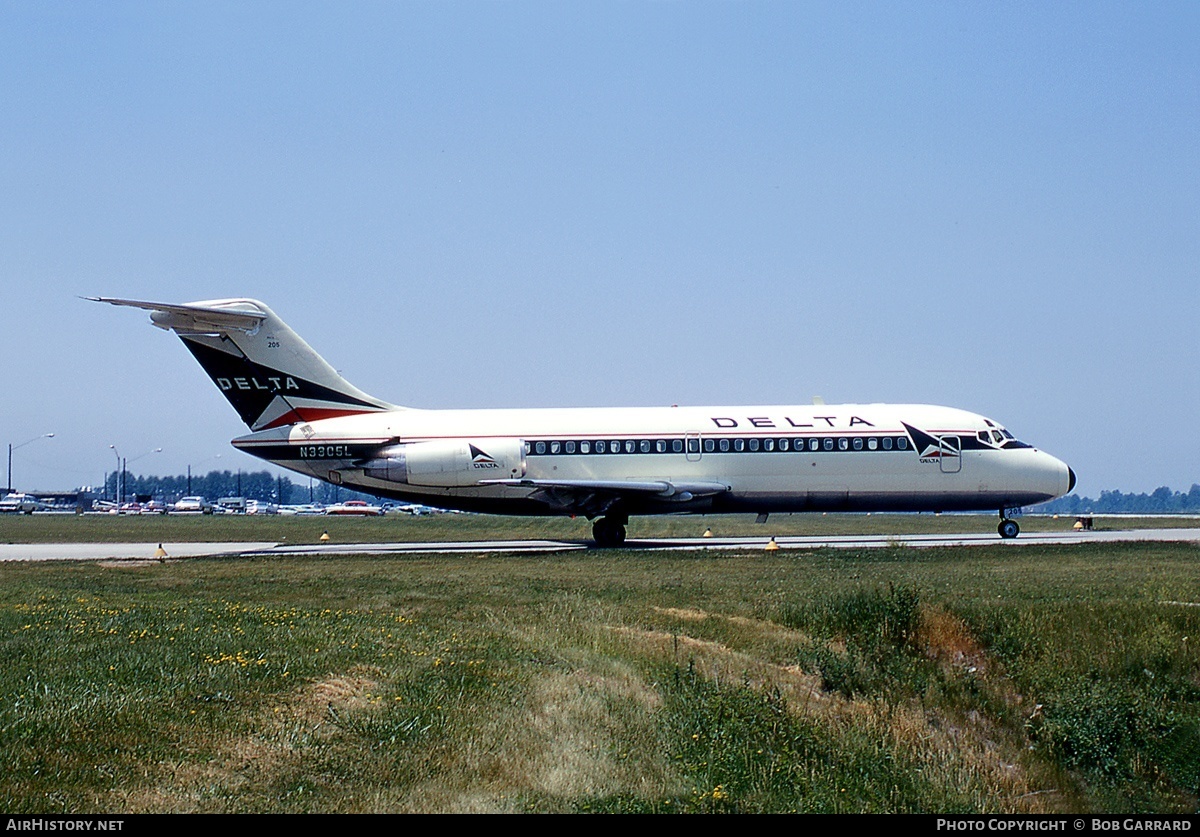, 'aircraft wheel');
592,518,627,548
998,519,1020,539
